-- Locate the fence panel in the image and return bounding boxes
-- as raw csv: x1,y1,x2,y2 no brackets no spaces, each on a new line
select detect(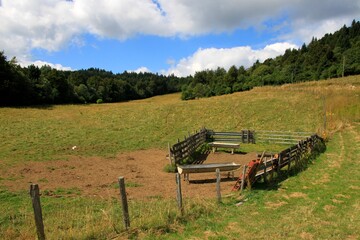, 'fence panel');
255,130,315,145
